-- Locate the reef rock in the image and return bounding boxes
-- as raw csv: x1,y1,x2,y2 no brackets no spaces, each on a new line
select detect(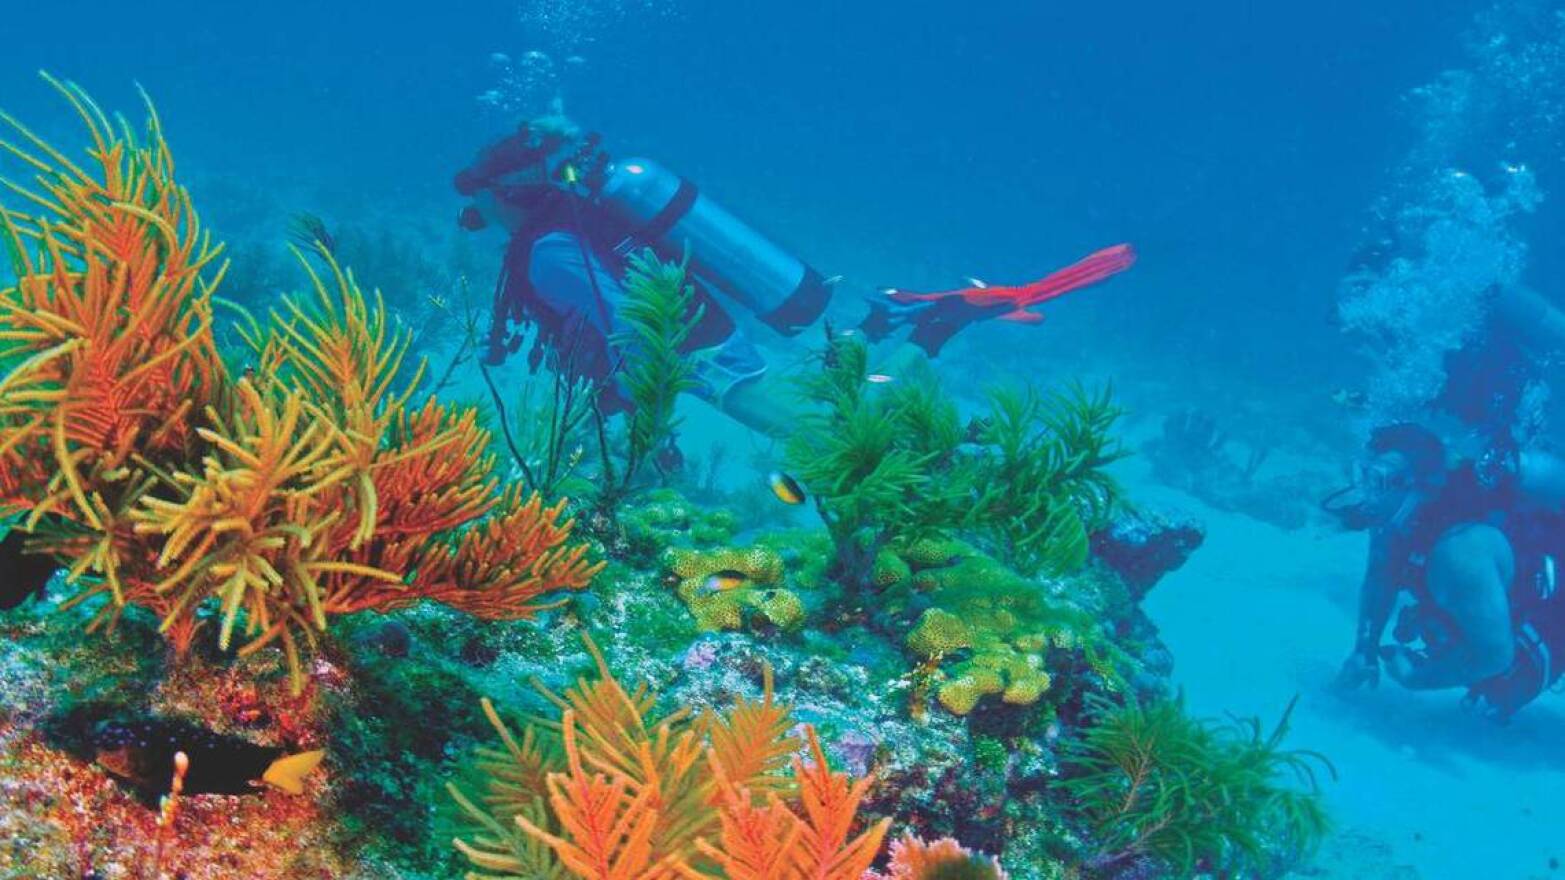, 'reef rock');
1090,507,1204,598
